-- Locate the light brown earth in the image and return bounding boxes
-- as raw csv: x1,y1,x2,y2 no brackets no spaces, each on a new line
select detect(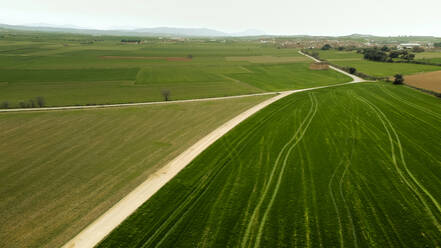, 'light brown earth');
309,62,329,70
405,71,441,93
